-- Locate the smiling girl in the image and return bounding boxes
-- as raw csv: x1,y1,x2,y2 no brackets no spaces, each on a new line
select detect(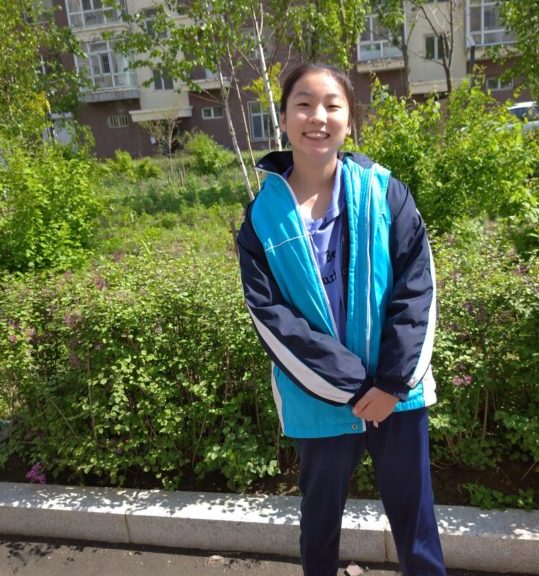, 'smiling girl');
237,63,445,576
